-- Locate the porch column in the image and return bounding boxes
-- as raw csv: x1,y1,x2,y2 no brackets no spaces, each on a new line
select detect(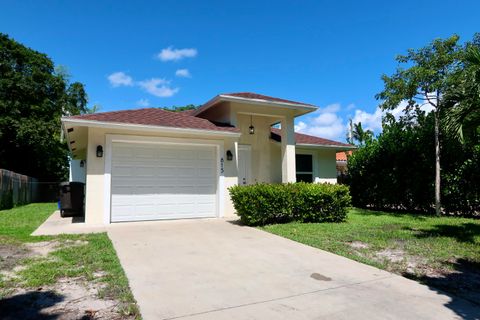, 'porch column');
281,114,296,183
